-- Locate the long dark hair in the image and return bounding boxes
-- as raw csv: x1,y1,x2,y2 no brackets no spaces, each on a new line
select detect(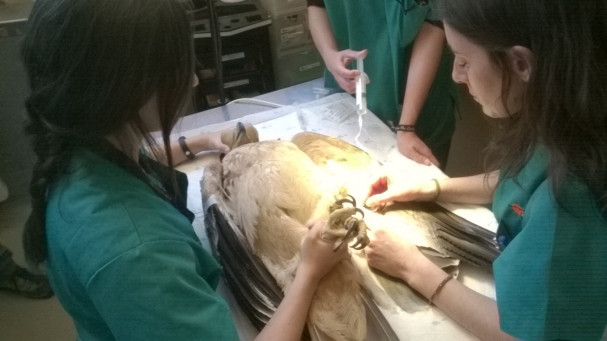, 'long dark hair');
440,0,607,211
21,0,196,266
